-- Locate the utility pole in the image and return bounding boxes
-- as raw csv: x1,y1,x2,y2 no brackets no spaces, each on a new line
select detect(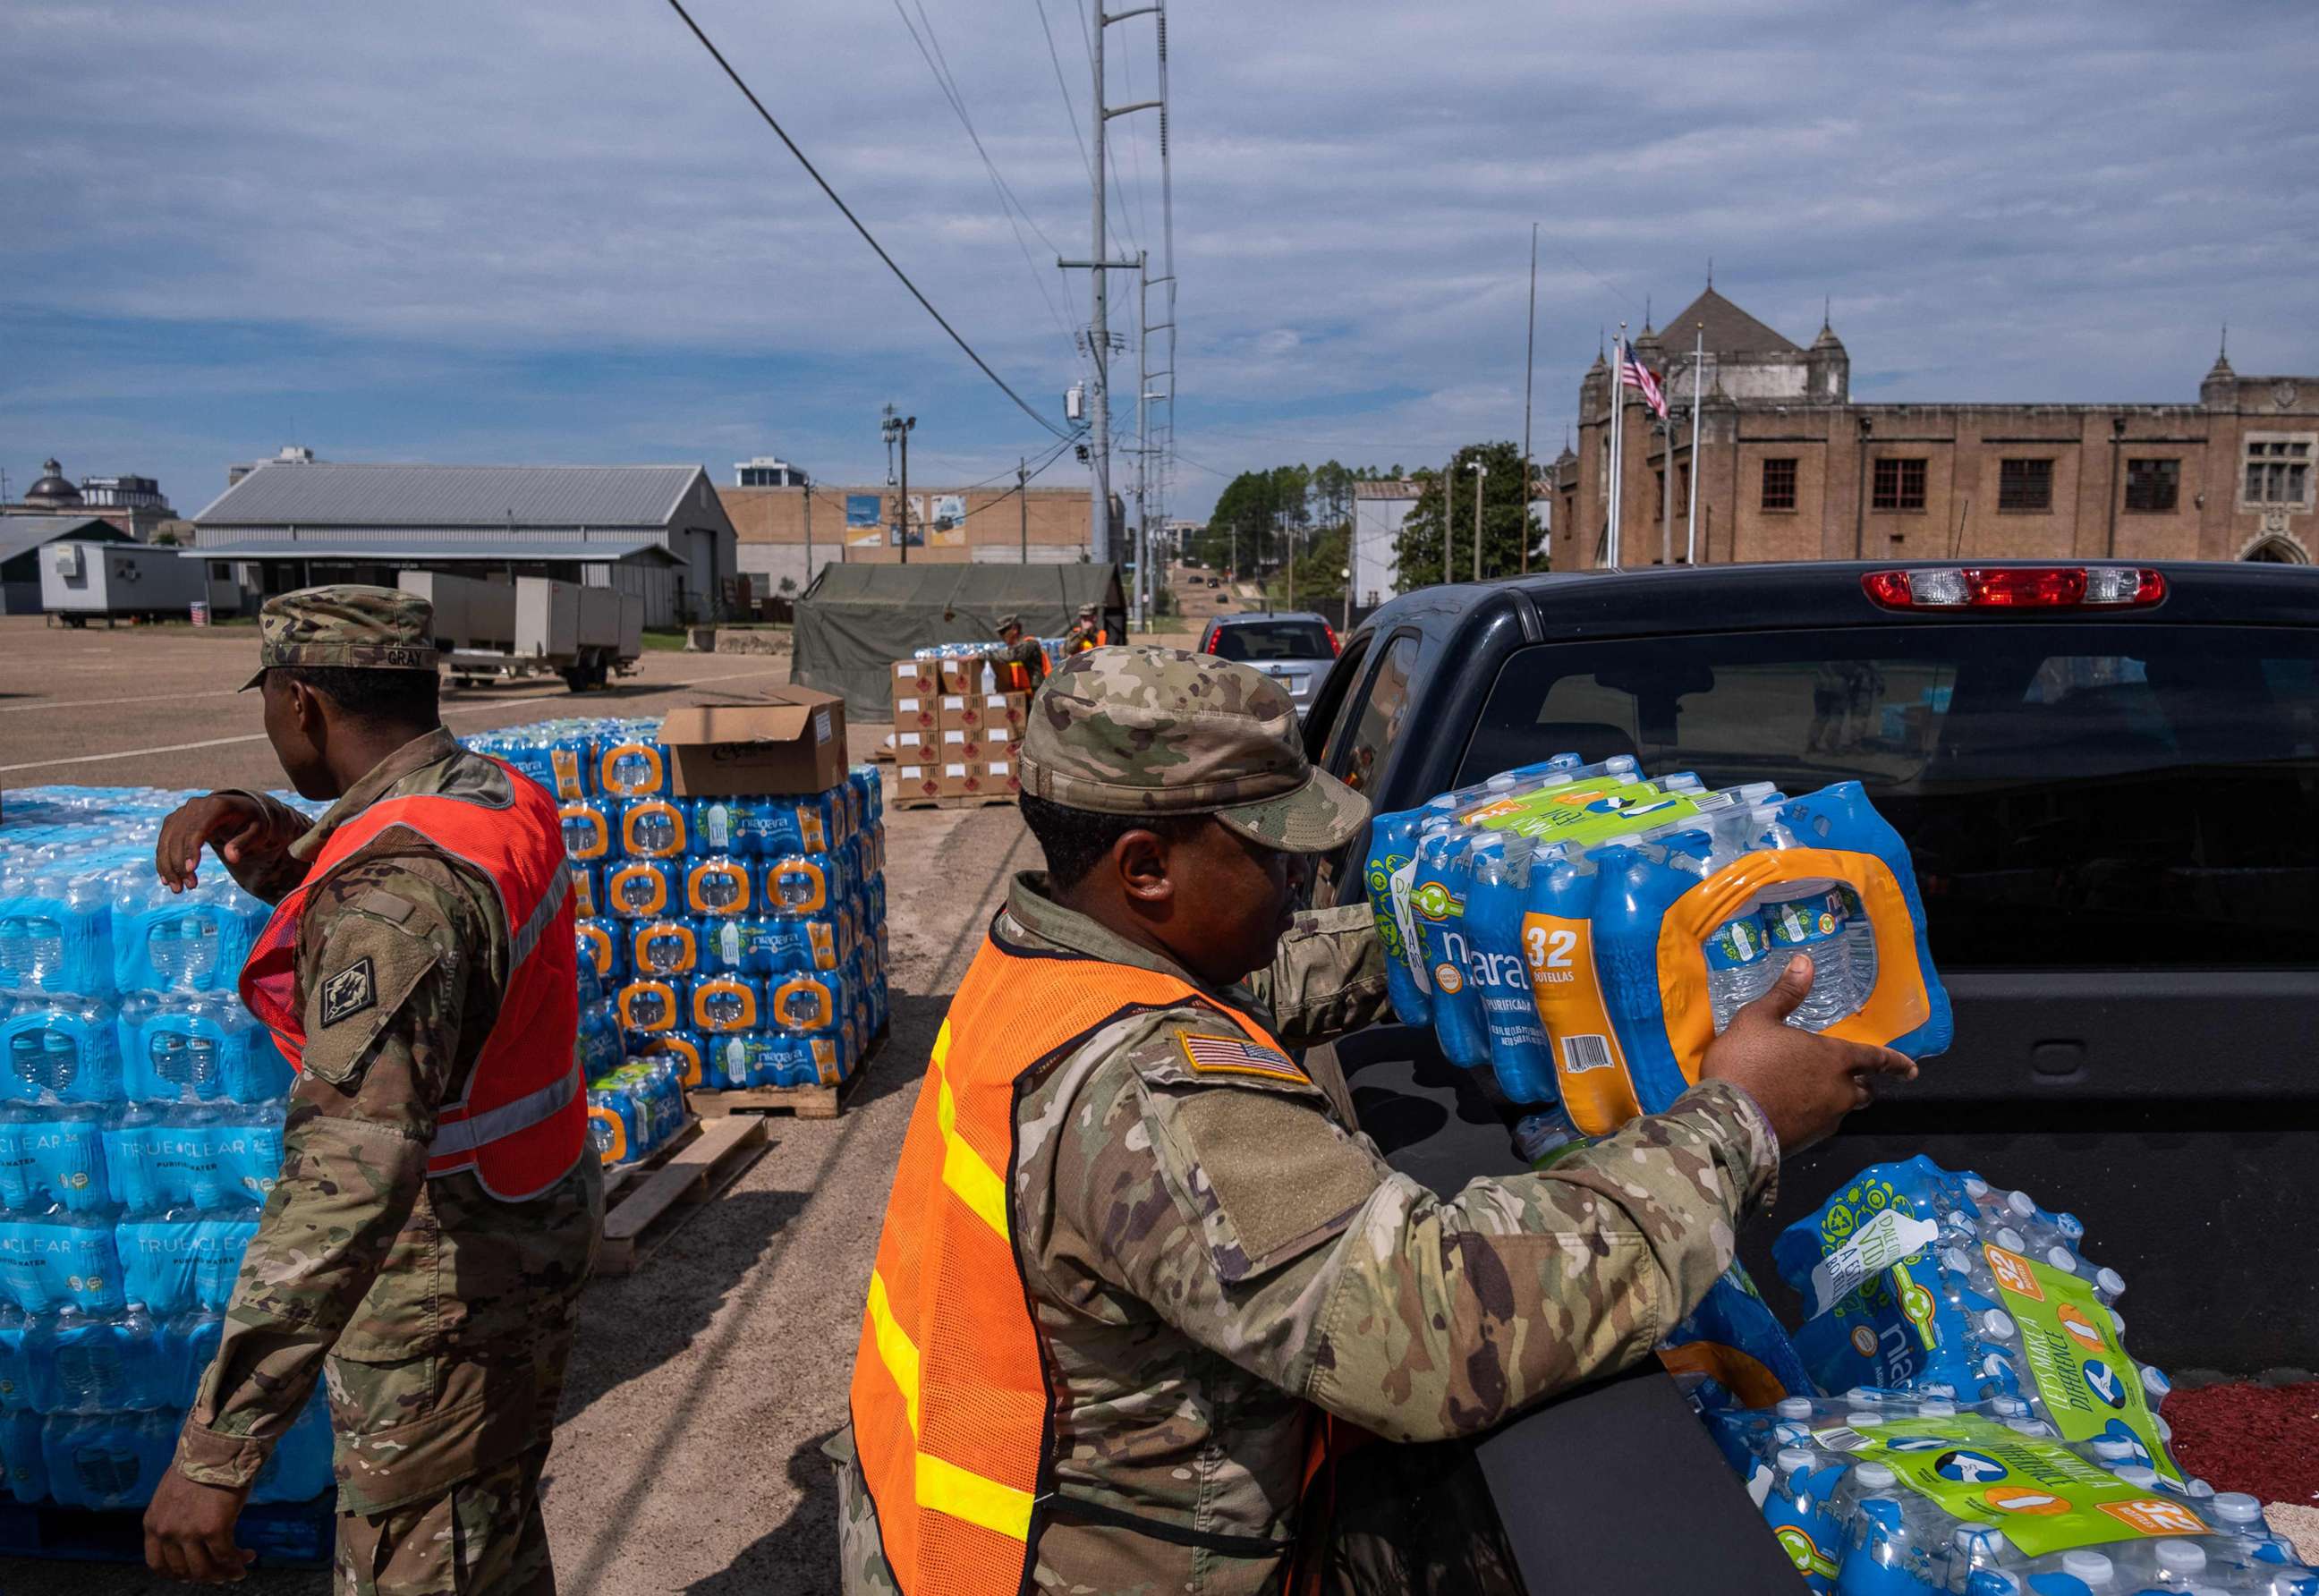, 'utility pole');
882,406,916,564
1468,461,1488,582
1019,458,1029,563
803,480,813,590
1134,250,1149,630
1061,6,1163,573
1521,222,1538,574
